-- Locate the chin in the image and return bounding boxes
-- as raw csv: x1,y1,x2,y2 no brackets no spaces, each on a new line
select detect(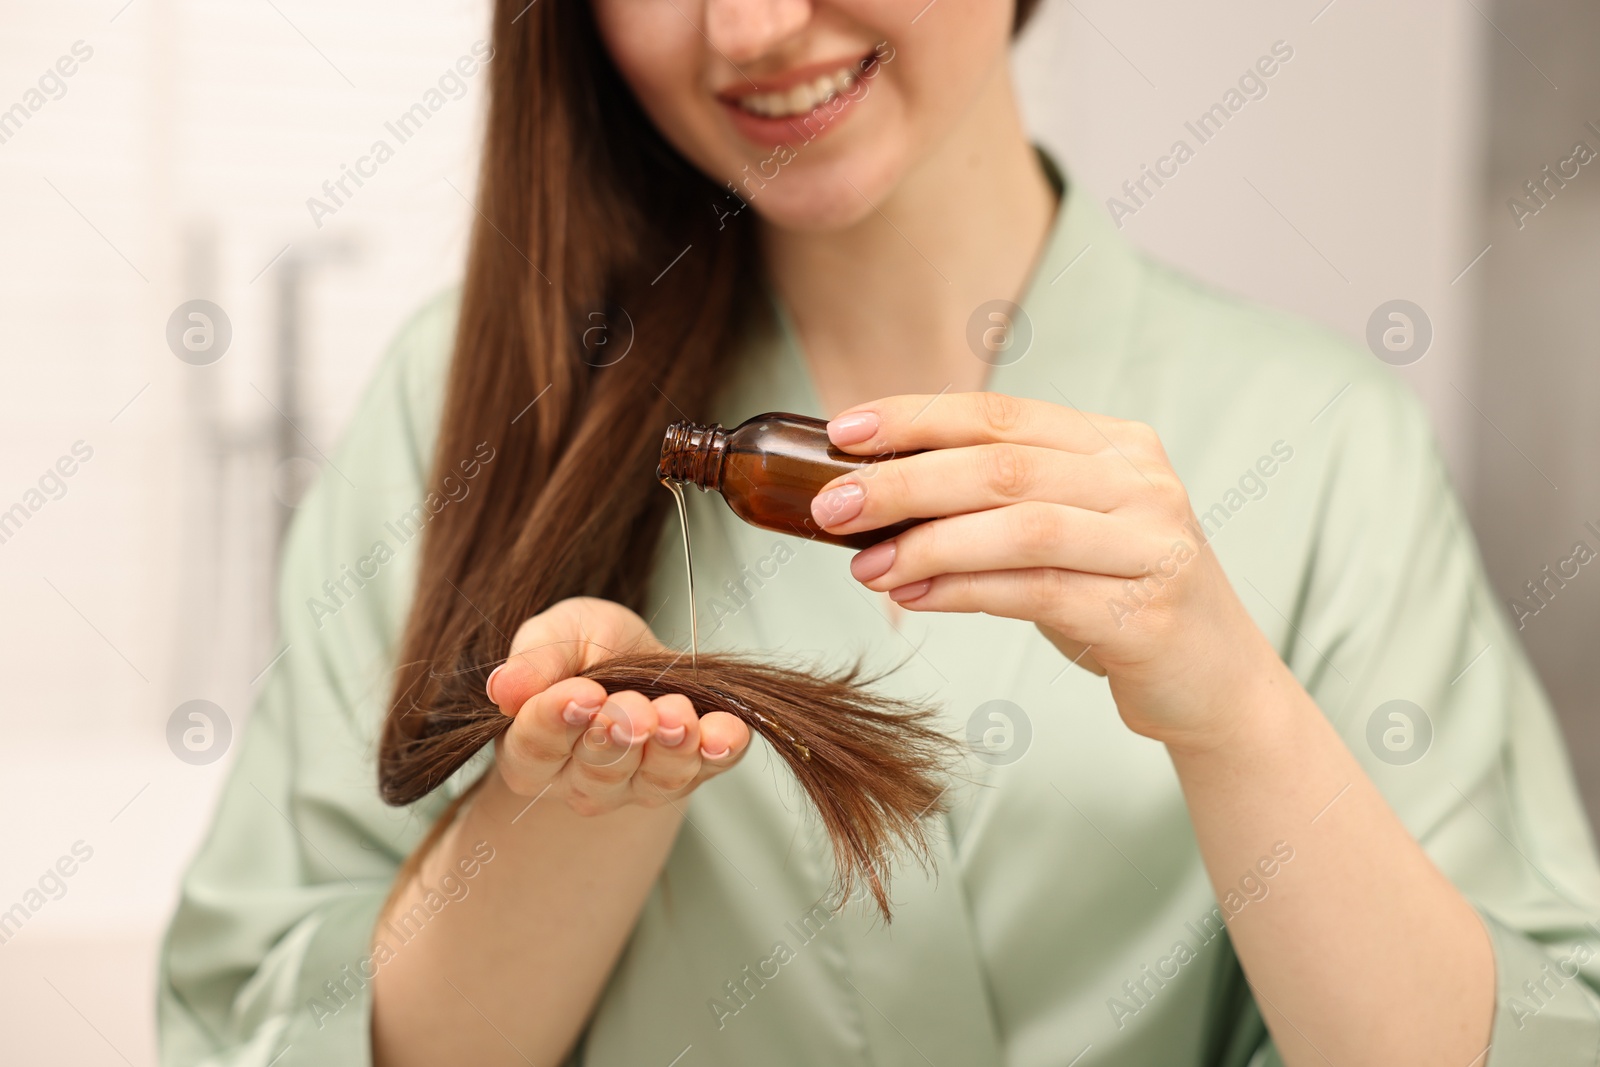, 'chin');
745,159,900,232
754,192,877,233
711,131,912,235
